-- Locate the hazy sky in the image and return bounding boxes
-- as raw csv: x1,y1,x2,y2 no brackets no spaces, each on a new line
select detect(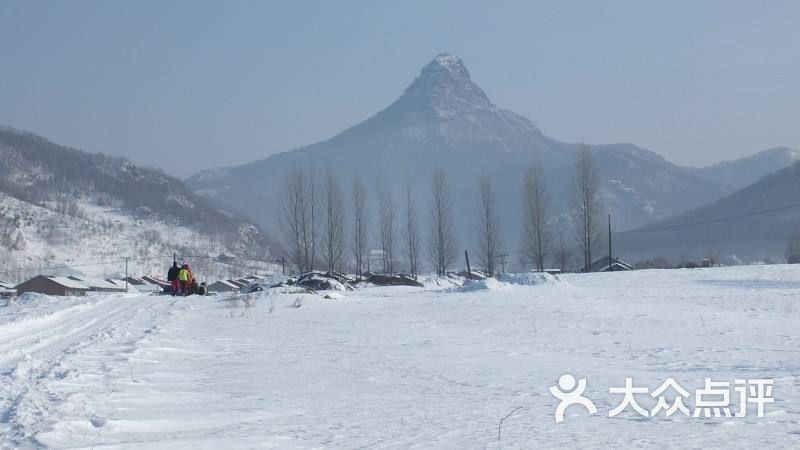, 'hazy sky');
1,1,798,177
